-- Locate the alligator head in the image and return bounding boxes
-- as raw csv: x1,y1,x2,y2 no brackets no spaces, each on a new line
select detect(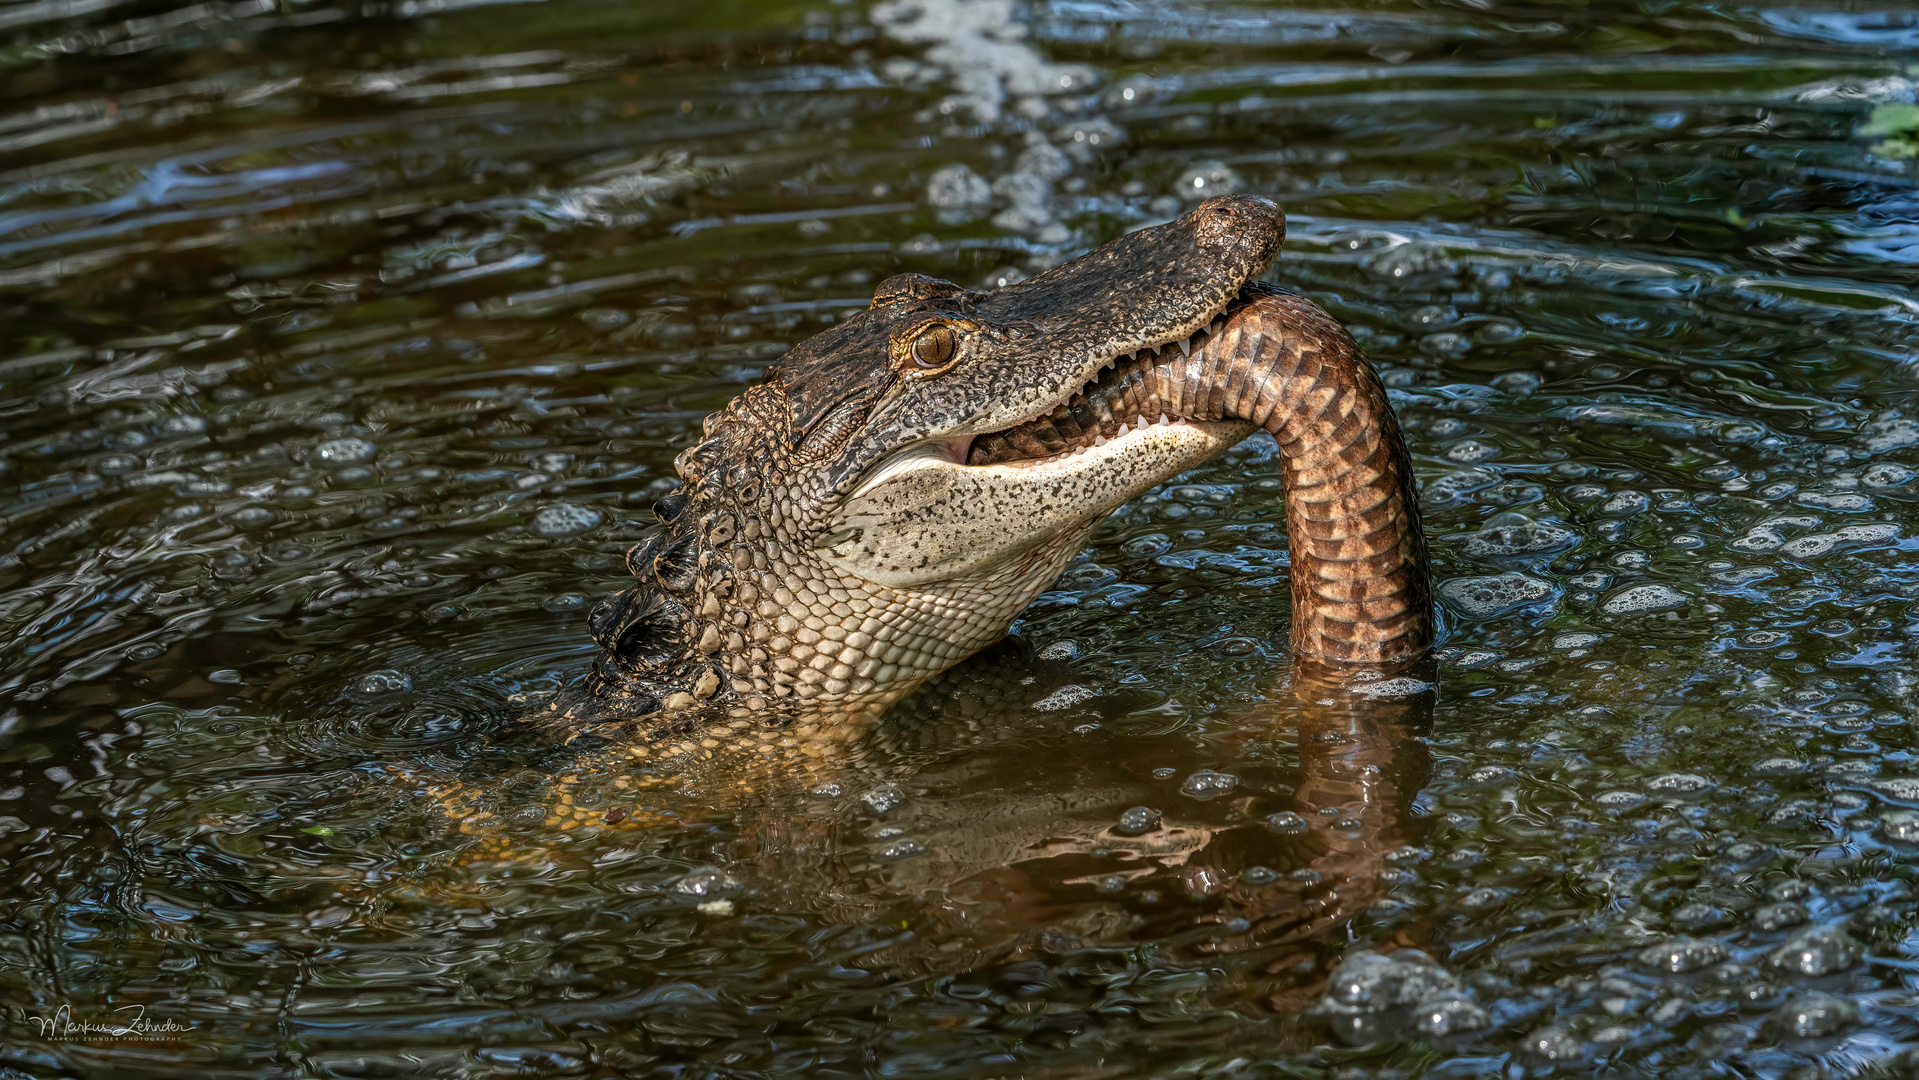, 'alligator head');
560,195,1429,734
